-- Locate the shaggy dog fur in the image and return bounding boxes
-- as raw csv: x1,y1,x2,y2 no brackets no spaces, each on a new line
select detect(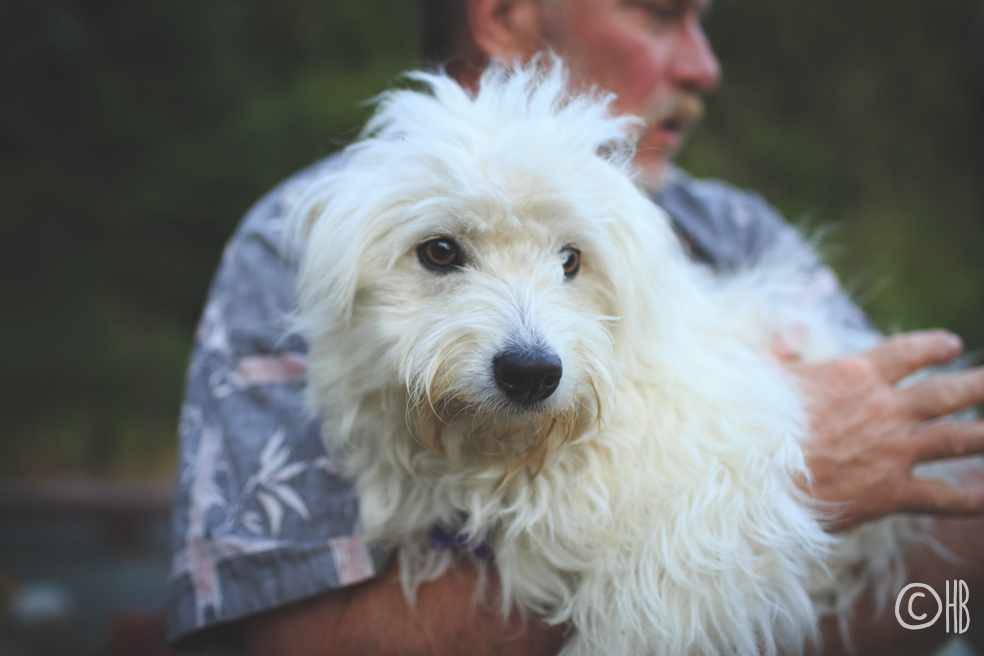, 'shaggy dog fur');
288,60,930,655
